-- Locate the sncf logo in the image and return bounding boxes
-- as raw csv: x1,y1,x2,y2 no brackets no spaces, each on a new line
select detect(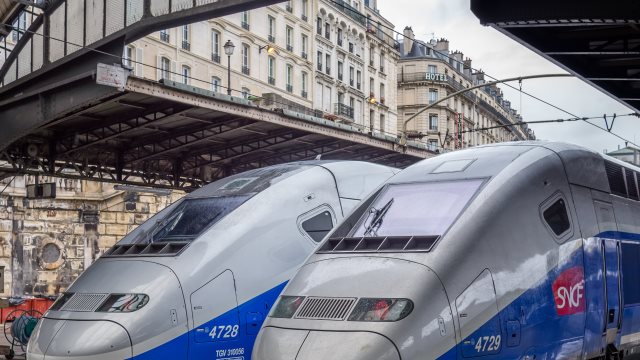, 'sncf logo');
552,267,585,316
